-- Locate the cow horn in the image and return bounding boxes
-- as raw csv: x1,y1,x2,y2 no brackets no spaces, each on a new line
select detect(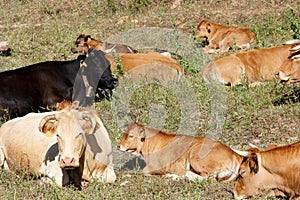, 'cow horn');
248,143,258,148
290,44,300,51
39,114,57,132
285,39,300,45
103,45,116,54
231,148,249,157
